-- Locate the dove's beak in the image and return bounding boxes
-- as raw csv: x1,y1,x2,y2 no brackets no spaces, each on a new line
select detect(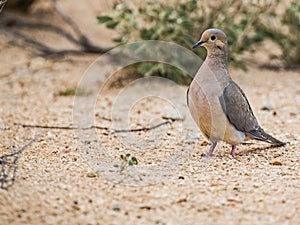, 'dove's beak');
192,40,205,49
